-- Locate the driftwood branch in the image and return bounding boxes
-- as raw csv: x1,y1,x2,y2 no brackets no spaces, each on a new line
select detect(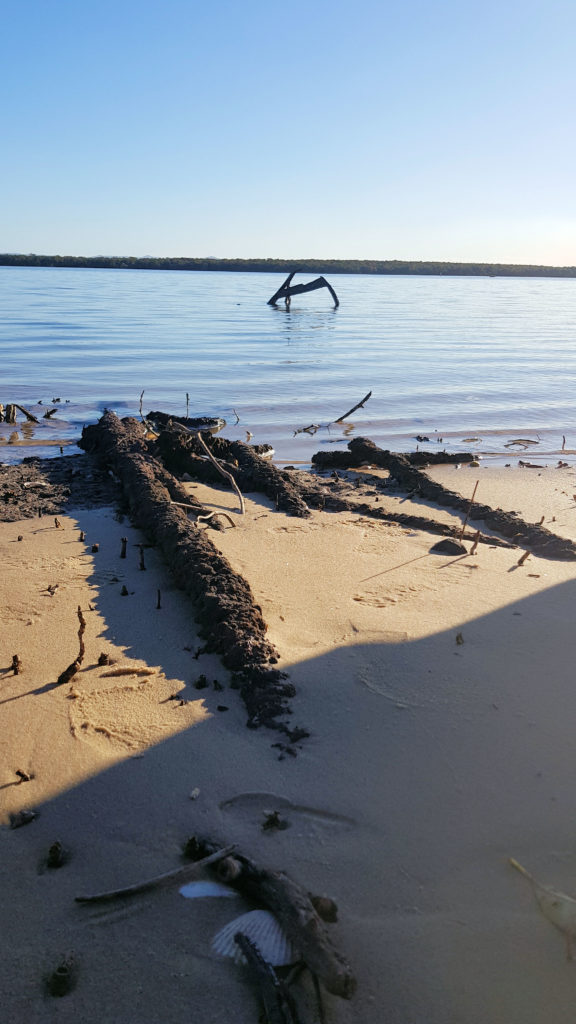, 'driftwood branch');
190,837,356,1000
196,511,237,528
459,480,479,539
75,845,236,904
334,391,372,423
196,431,245,514
14,403,39,423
